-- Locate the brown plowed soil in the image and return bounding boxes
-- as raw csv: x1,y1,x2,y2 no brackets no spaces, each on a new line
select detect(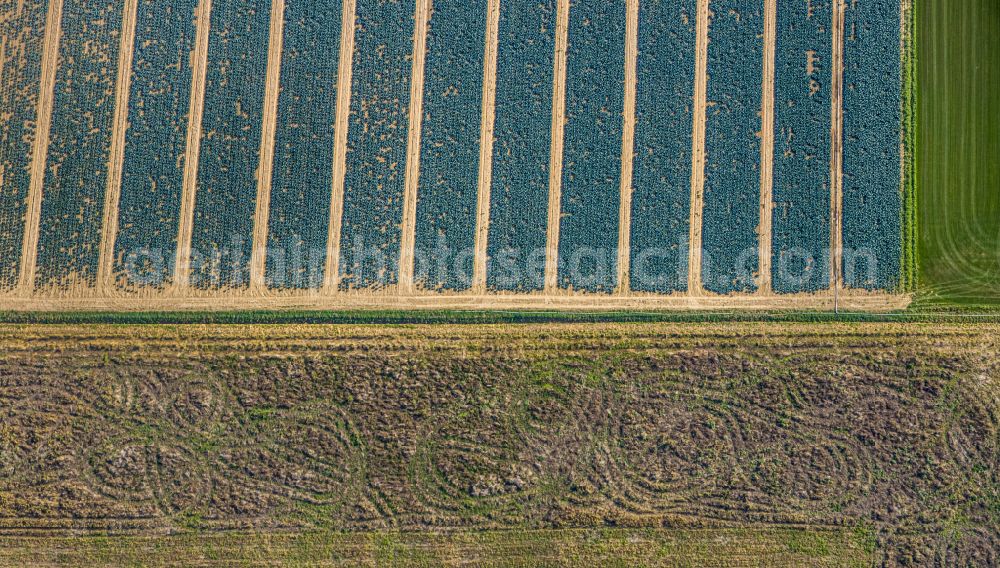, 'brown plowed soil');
0,323,995,566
